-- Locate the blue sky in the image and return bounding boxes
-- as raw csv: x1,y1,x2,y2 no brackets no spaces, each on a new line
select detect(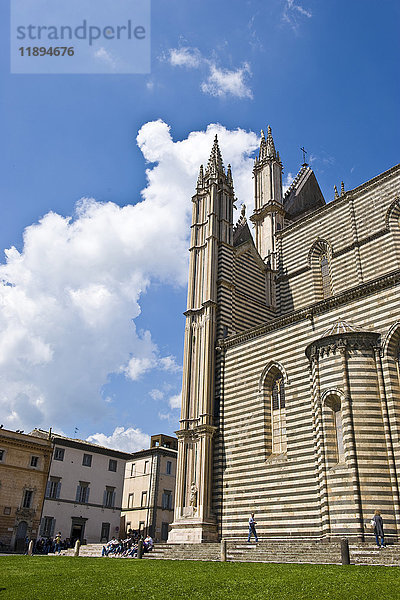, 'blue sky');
0,0,399,451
